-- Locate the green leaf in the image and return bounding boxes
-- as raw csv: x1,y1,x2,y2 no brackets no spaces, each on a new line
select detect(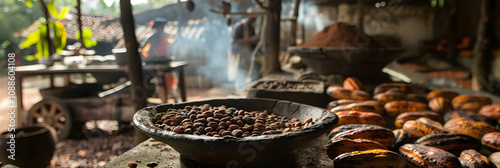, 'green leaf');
58,7,70,20
20,30,41,48
52,21,67,49
47,0,59,18
26,55,36,61
82,29,93,38
439,0,444,7
75,31,80,40
1,41,11,48
25,0,33,8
